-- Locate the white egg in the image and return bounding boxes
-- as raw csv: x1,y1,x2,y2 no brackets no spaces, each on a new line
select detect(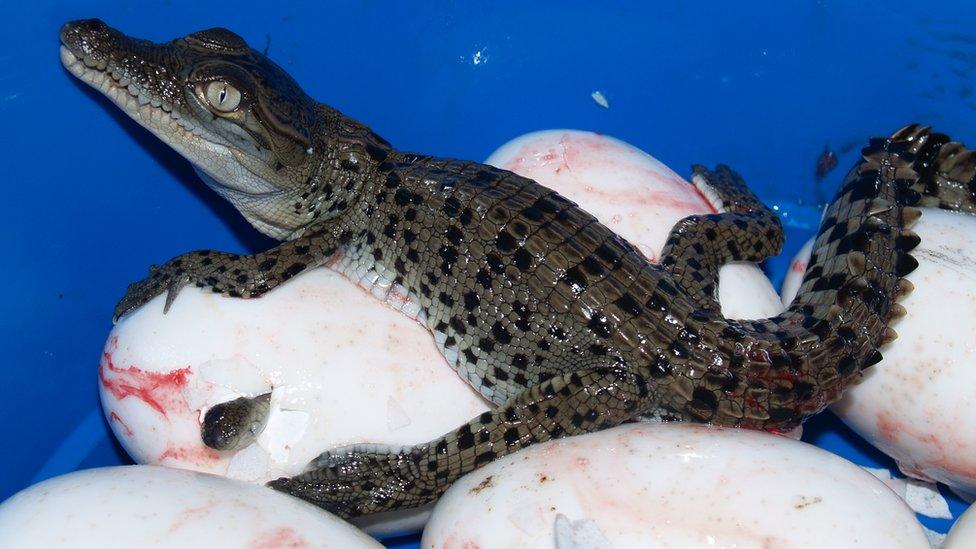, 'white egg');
100,130,781,533
946,503,976,548
0,466,380,548
782,209,976,501
422,423,929,548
